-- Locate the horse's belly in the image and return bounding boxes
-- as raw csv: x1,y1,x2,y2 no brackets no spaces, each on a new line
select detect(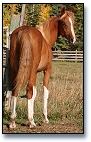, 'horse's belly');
37,54,48,72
